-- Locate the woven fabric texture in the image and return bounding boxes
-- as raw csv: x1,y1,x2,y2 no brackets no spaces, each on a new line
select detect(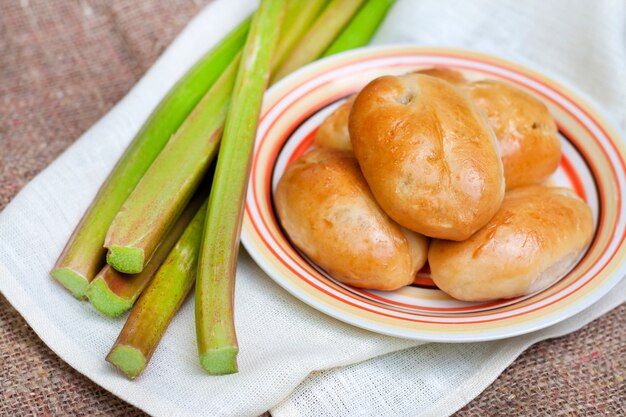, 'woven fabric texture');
0,1,624,416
